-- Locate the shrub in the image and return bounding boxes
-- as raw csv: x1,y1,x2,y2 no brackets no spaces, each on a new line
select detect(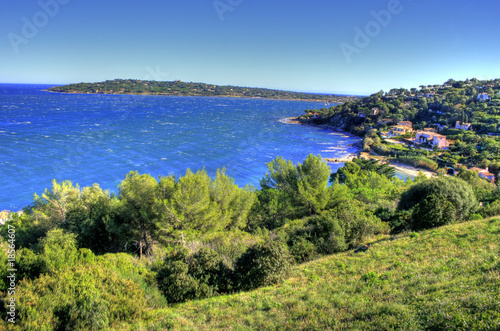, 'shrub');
156,260,205,303
14,261,147,330
156,247,233,303
303,212,347,254
289,237,317,263
398,176,476,230
234,240,293,291
468,213,483,221
478,200,500,218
